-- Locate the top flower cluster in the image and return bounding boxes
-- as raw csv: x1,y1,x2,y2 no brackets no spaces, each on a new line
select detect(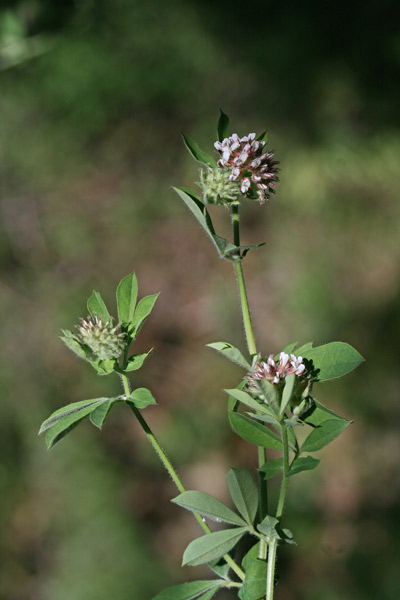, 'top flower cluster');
214,133,279,204
246,352,307,388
